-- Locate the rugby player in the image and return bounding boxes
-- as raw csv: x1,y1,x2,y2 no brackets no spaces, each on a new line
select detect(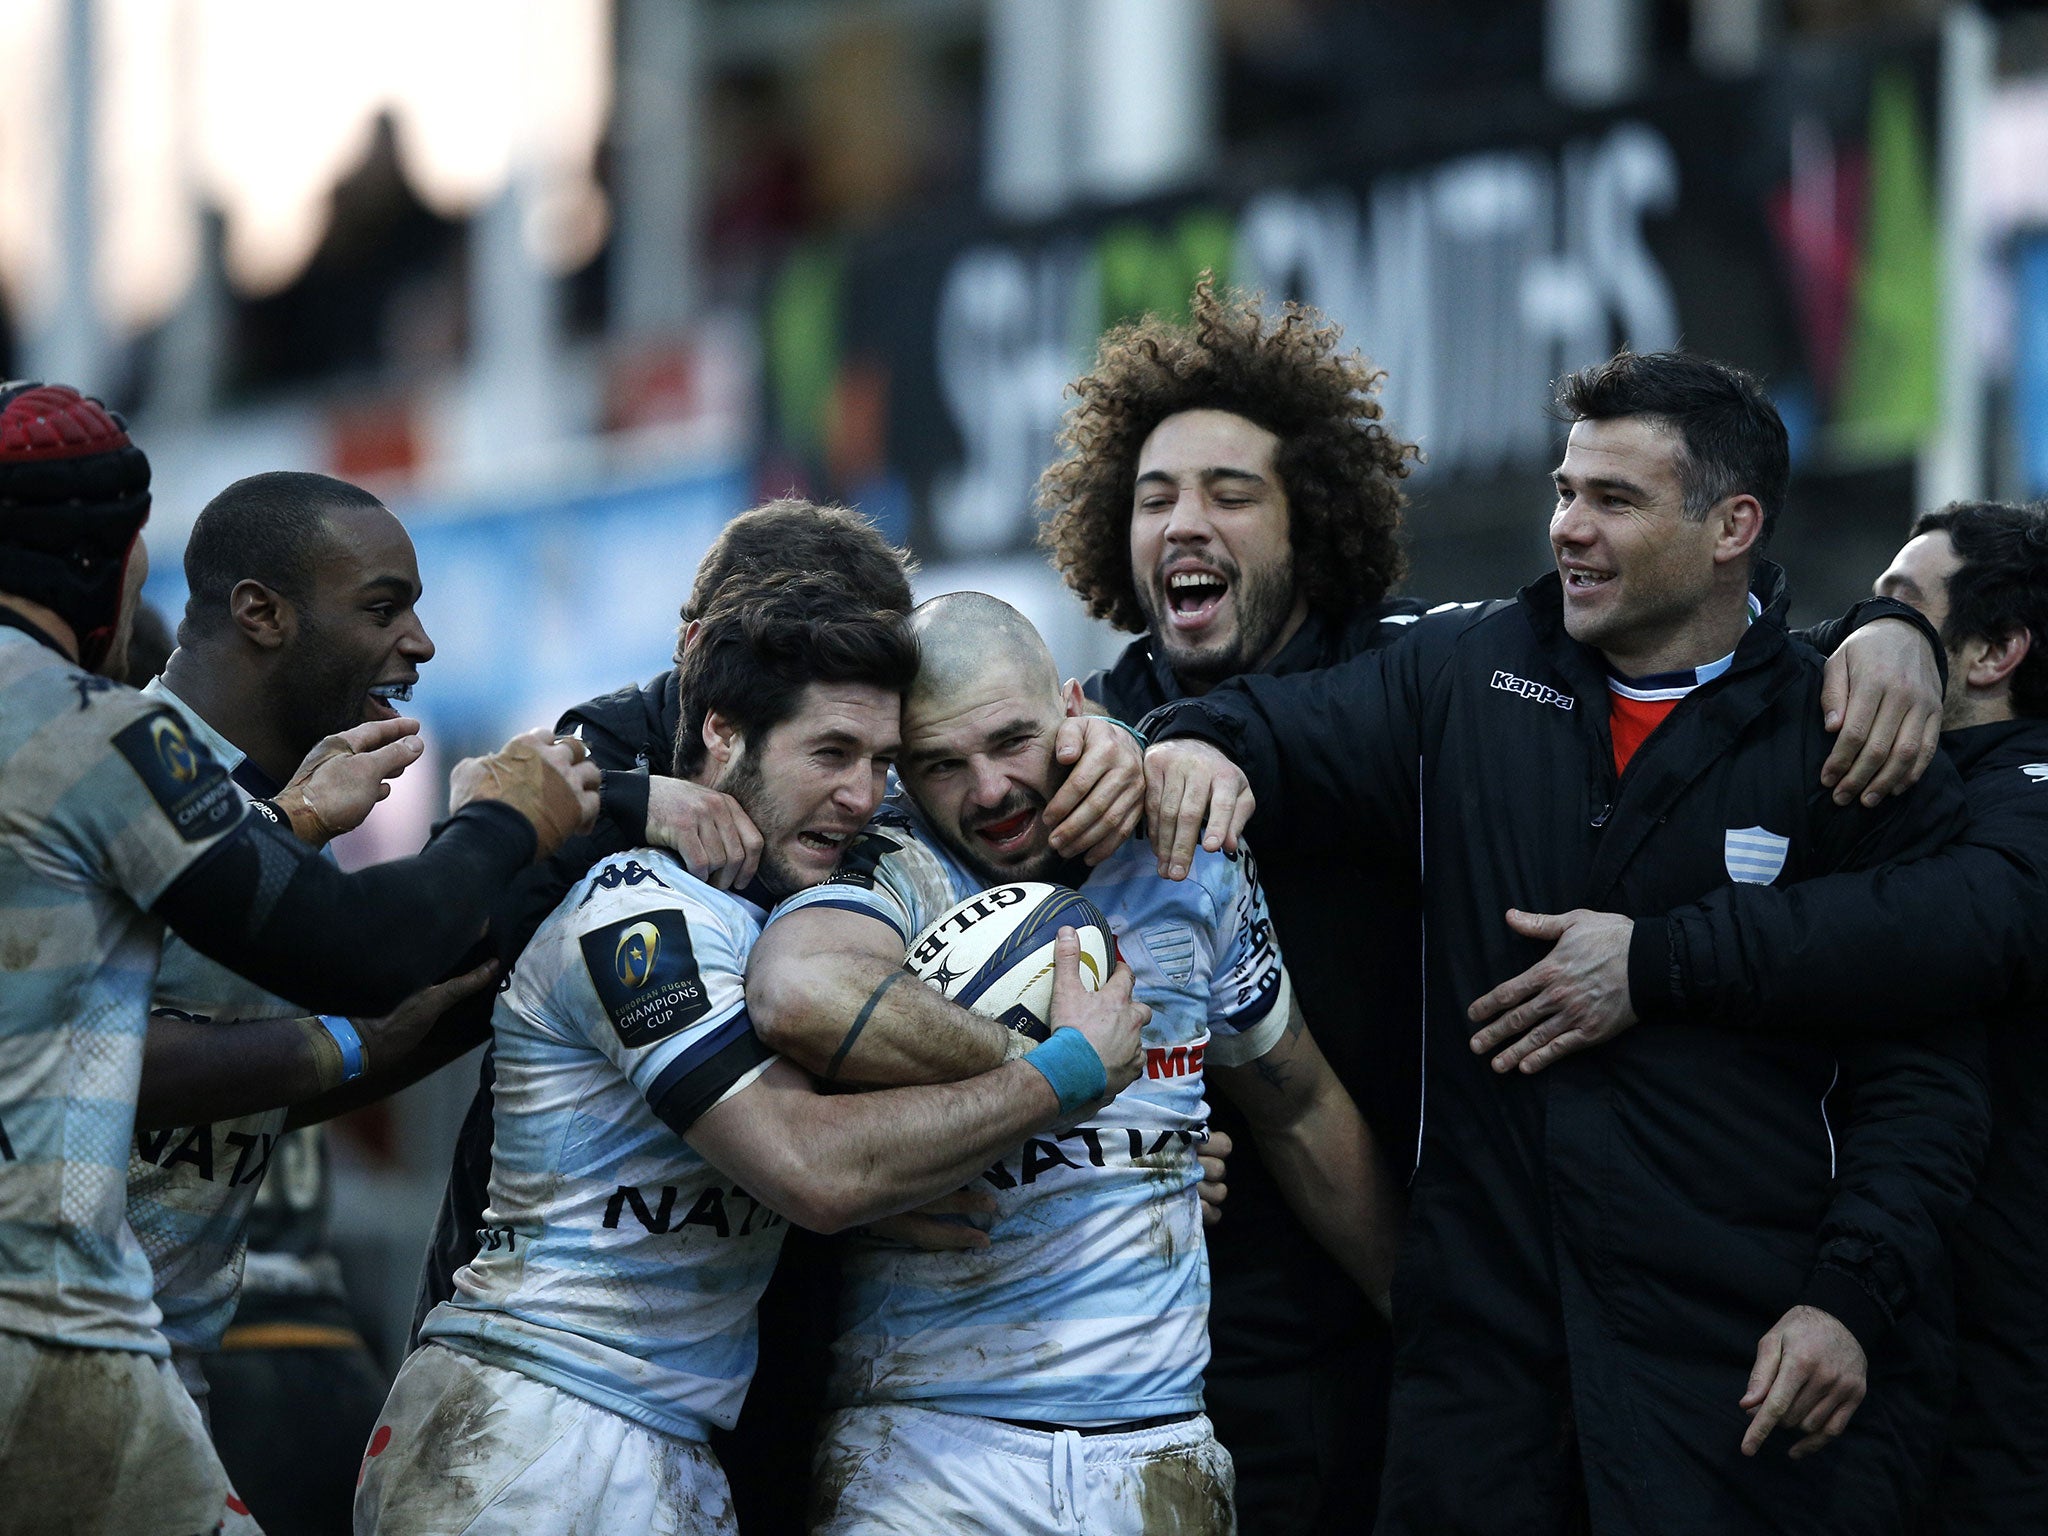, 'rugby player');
410,498,1148,1534
1137,353,1989,1533
1037,278,1956,1535
746,592,1399,1535
1464,500,2048,1530
0,382,597,1536
357,576,1148,1535
123,472,502,1525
